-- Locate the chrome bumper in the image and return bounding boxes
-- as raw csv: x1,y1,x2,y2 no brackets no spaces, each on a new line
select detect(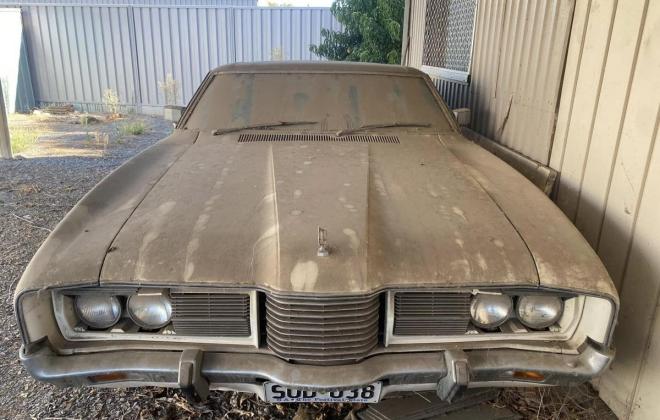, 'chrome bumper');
20,341,613,401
